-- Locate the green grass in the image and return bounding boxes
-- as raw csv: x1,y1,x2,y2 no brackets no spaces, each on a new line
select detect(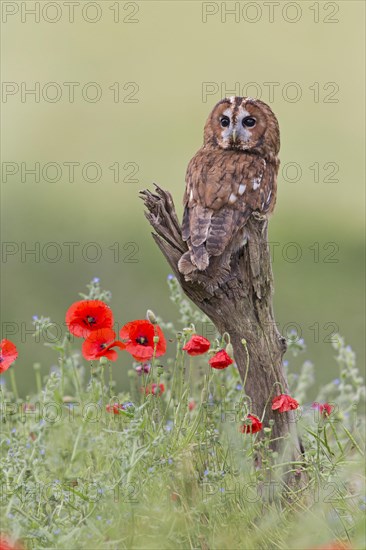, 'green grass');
0,280,365,550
